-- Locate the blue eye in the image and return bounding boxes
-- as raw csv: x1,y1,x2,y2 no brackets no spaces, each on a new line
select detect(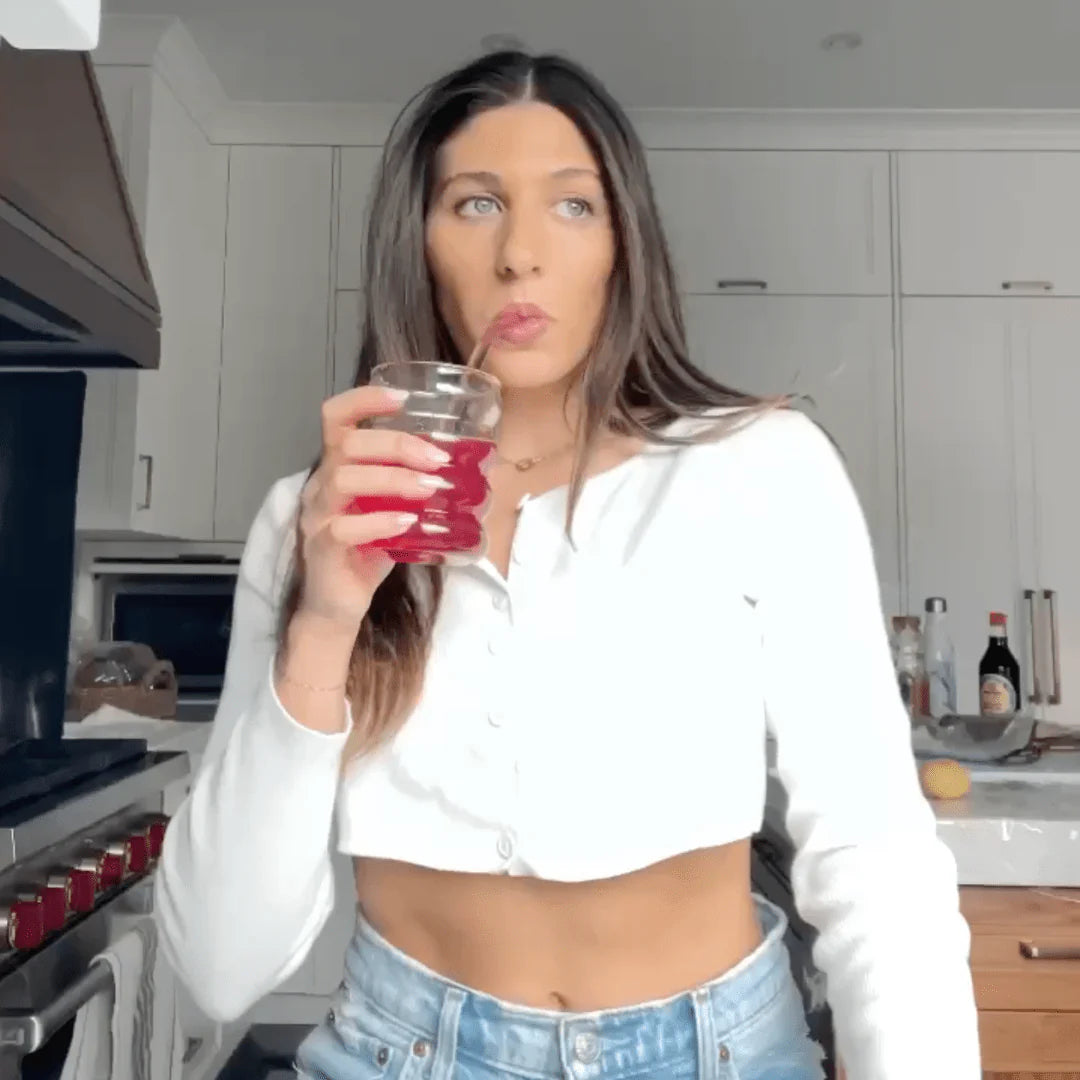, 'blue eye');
557,198,593,218
457,195,500,217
